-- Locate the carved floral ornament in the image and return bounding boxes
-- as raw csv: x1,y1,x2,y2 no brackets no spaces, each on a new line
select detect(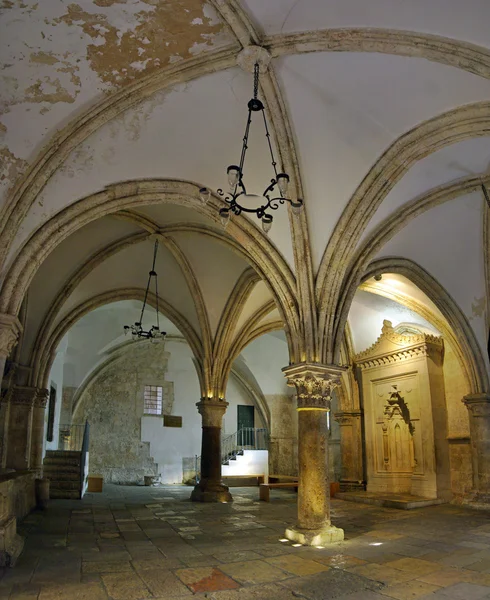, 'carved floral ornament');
354,320,443,370
282,363,346,411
